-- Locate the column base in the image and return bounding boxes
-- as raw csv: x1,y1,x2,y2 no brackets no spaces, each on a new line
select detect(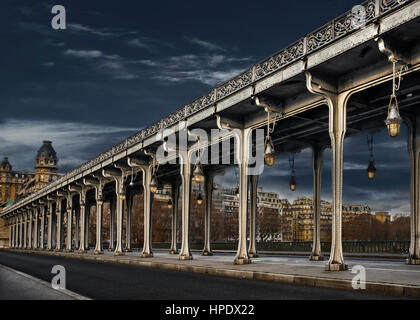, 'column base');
234,257,251,265
114,251,125,256
108,248,114,252
169,249,178,255
141,252,154,258
248,251,258,258
202,250,213,256
309,254,324,261
55,248,62,252
406,257,420,265
94,250,103,255
124,248,132,253
179,253,193,261
325,263,348,271
78,249,87,254
65,249,73,253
